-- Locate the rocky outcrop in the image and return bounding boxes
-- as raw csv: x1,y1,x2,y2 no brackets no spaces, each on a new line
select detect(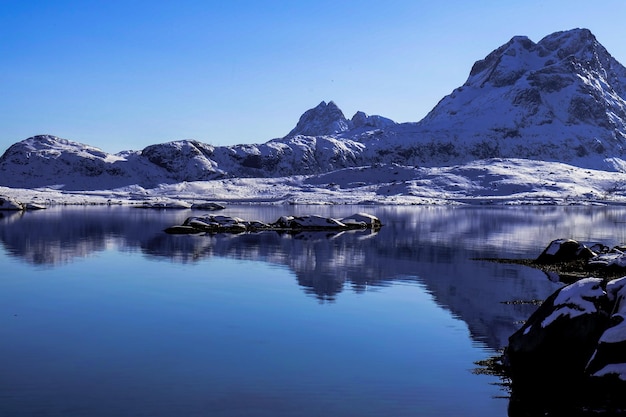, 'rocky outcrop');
531,238,626,280
504,239,626,413
506,277,609,383
164,213,383,235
